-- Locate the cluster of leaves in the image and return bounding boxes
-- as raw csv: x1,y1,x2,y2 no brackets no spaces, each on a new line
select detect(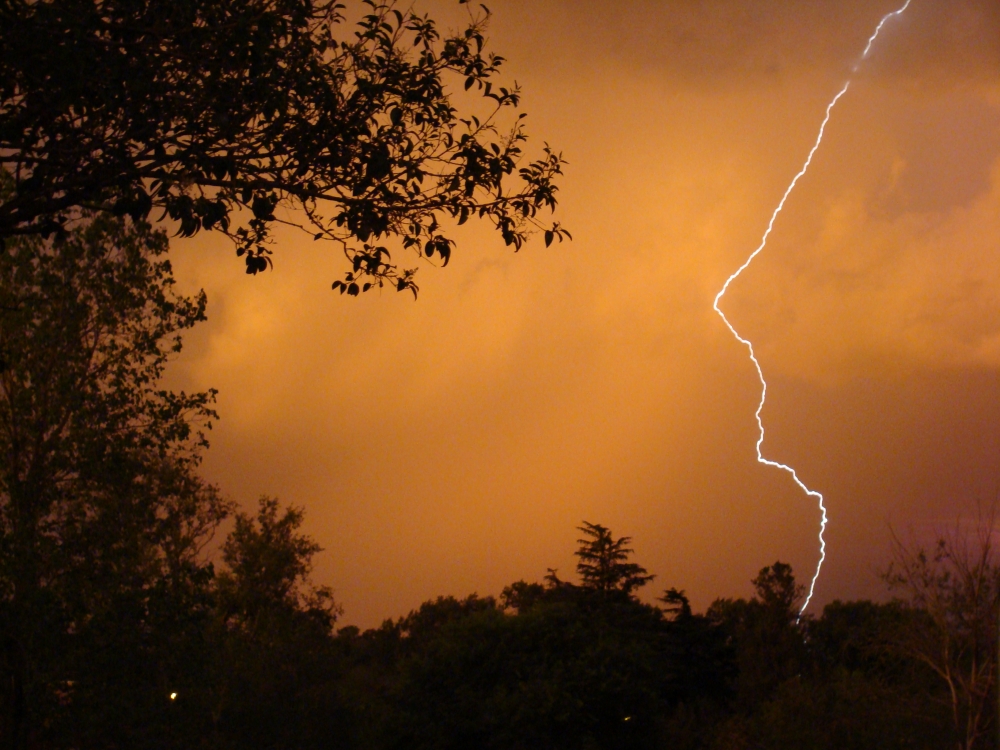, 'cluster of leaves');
0,0,569,297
